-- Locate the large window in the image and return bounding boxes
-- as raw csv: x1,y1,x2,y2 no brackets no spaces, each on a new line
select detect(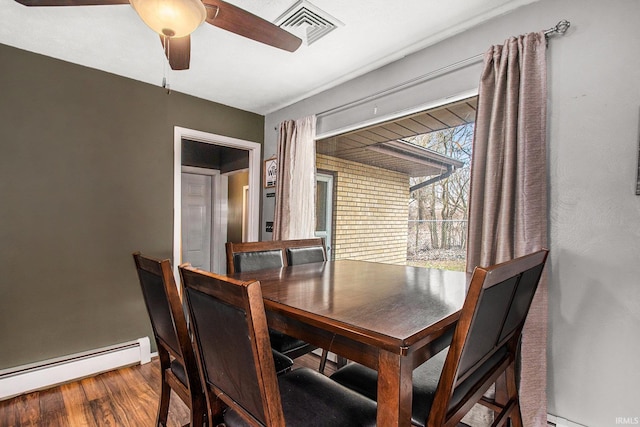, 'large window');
315,96,476,269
